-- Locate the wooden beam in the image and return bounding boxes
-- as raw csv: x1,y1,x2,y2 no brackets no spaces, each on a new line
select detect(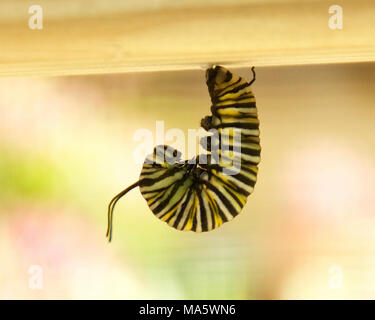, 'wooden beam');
0,0,374,76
